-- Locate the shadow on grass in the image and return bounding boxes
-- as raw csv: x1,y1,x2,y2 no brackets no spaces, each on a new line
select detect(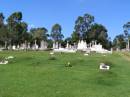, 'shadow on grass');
27,61,44,67
92,70,120,86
